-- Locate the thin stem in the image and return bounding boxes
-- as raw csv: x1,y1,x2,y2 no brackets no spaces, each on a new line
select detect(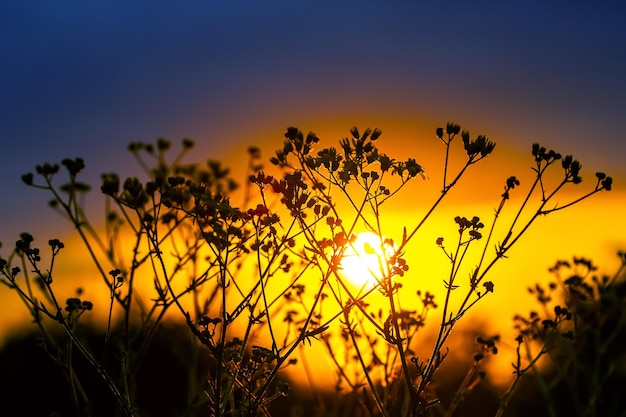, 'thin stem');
345,309,390,417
